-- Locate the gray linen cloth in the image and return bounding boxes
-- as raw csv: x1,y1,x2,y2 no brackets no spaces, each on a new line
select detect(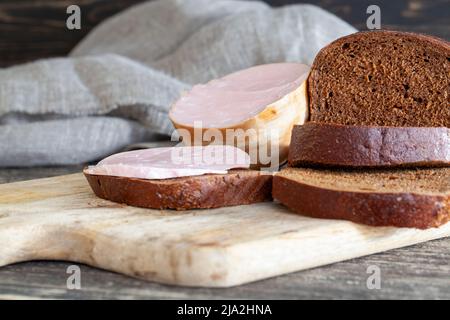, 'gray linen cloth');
0,0,356,167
